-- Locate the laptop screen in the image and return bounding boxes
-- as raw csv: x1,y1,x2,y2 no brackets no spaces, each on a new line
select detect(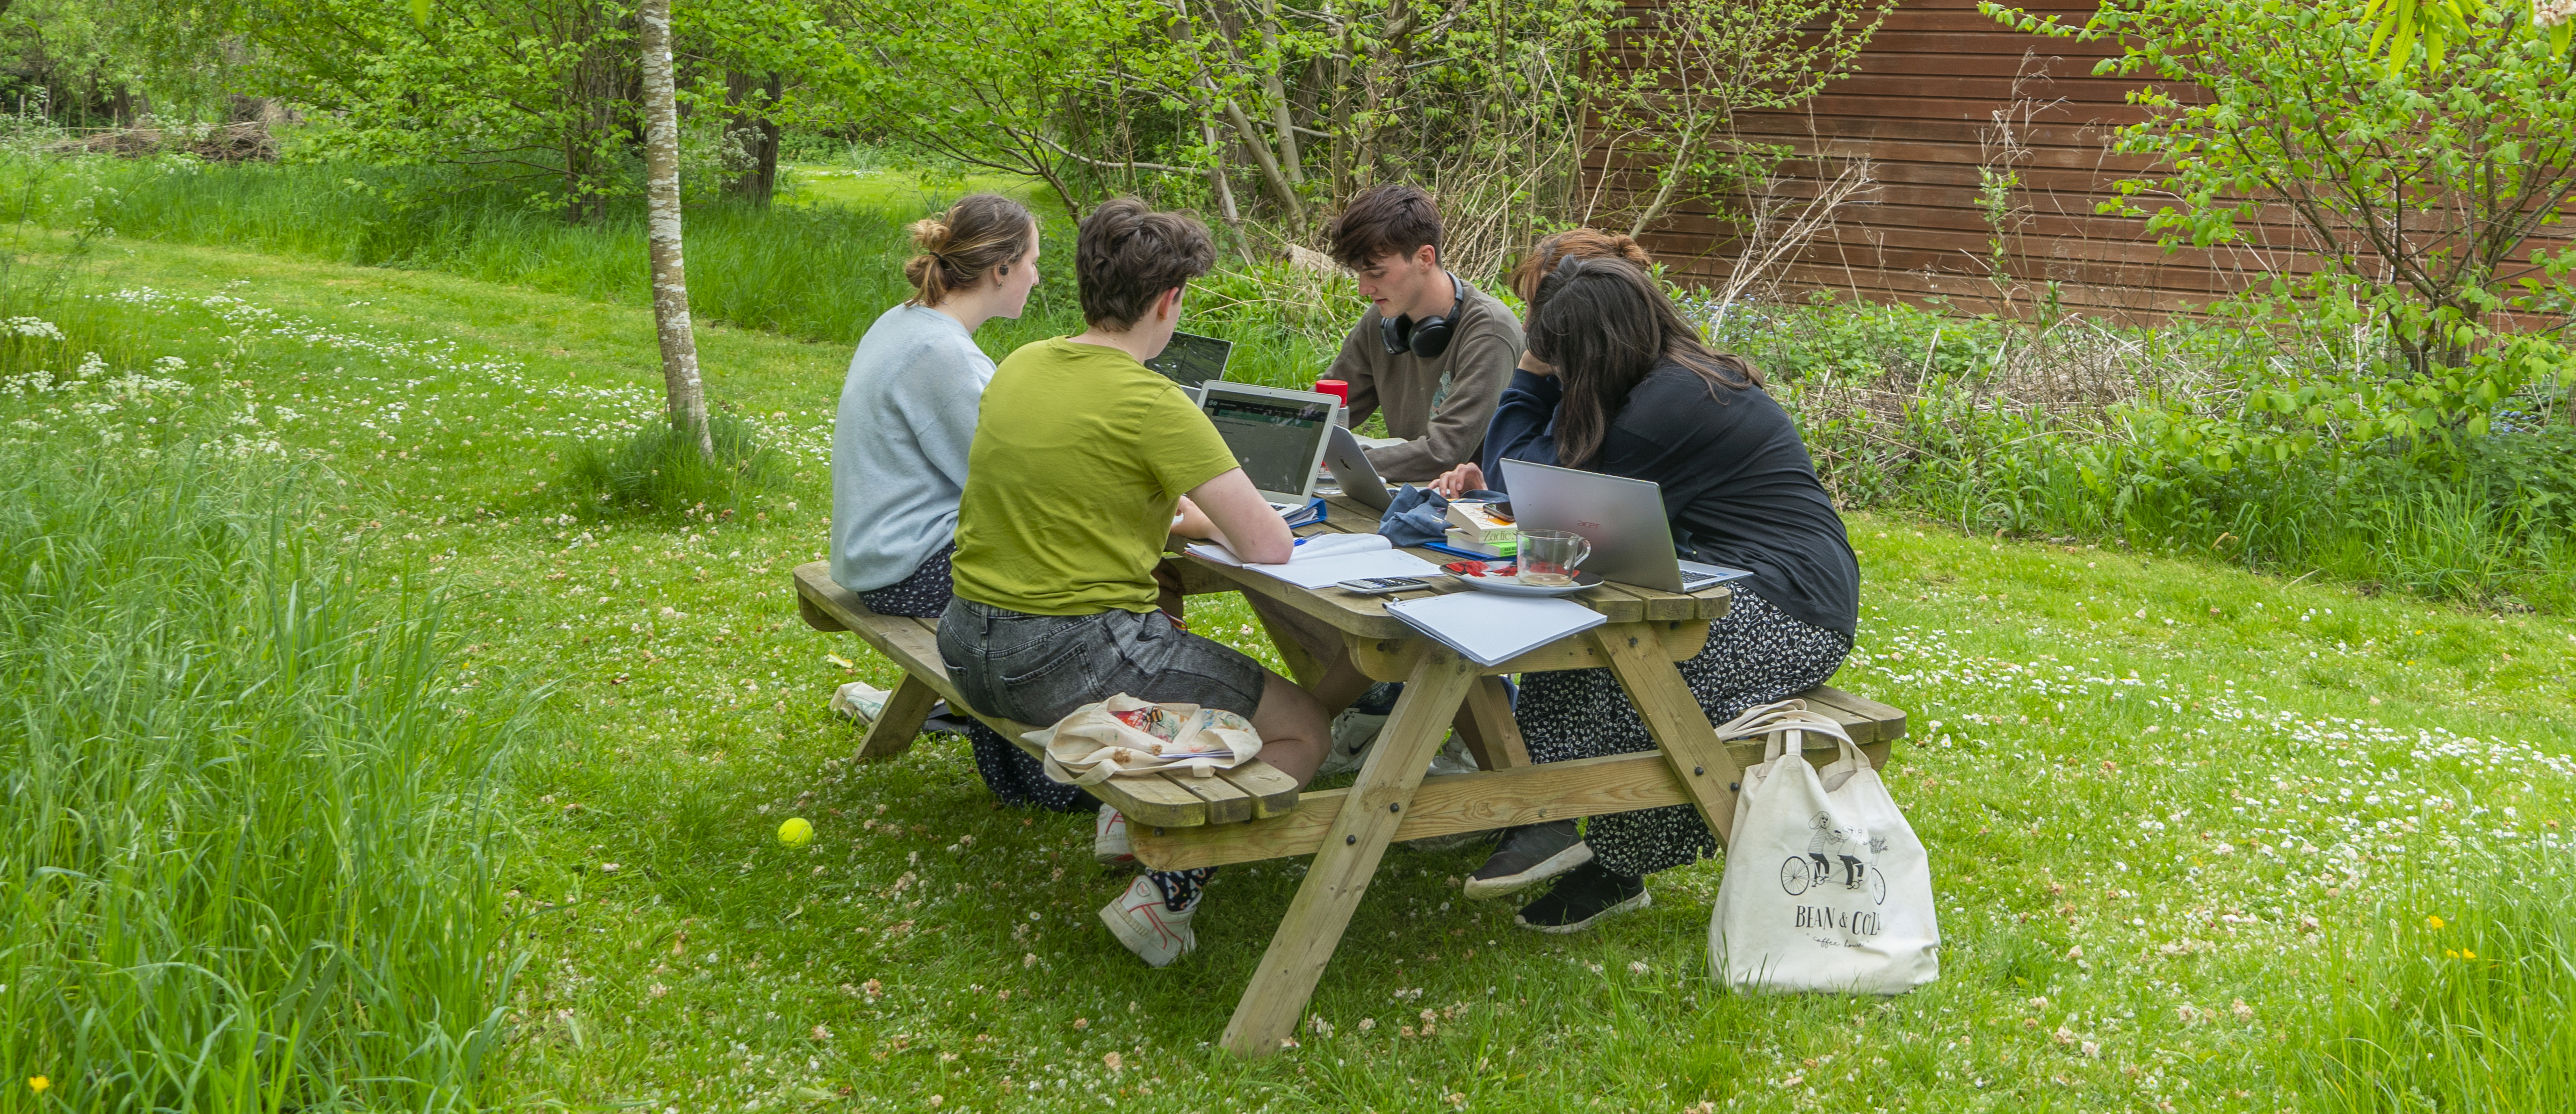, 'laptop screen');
1142,331,1232,388
1203,389,1334,500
